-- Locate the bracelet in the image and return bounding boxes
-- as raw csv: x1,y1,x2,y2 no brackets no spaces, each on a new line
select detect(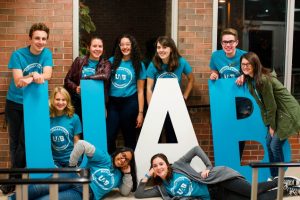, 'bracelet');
144,174,151,179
